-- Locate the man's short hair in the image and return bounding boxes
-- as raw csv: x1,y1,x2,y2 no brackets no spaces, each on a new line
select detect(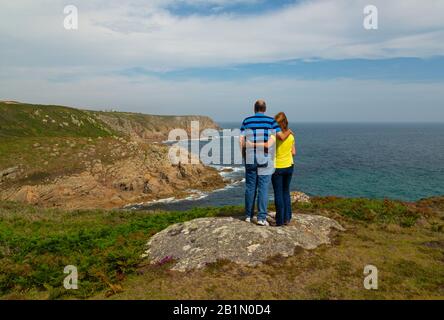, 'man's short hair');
254,100,267,113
